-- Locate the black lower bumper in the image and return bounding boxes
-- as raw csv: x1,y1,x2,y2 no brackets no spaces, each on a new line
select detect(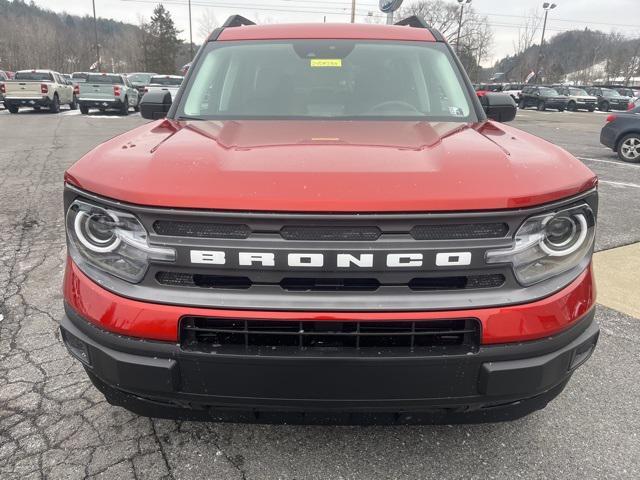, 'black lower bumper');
60,305,599,424
4,97,51,108
78,100,123,109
